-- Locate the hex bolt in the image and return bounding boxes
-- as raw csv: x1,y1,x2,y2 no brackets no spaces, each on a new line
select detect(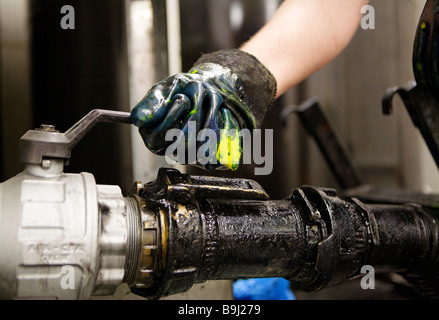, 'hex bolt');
38,124,58,132
41,159,51,169
308,224,320,243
